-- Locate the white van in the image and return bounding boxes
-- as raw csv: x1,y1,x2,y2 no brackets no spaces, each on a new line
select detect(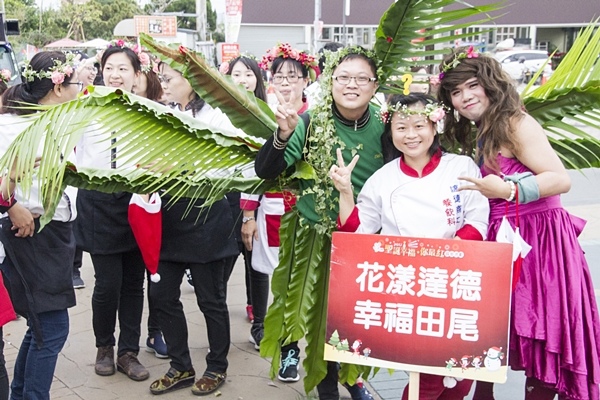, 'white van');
493,50,552,82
